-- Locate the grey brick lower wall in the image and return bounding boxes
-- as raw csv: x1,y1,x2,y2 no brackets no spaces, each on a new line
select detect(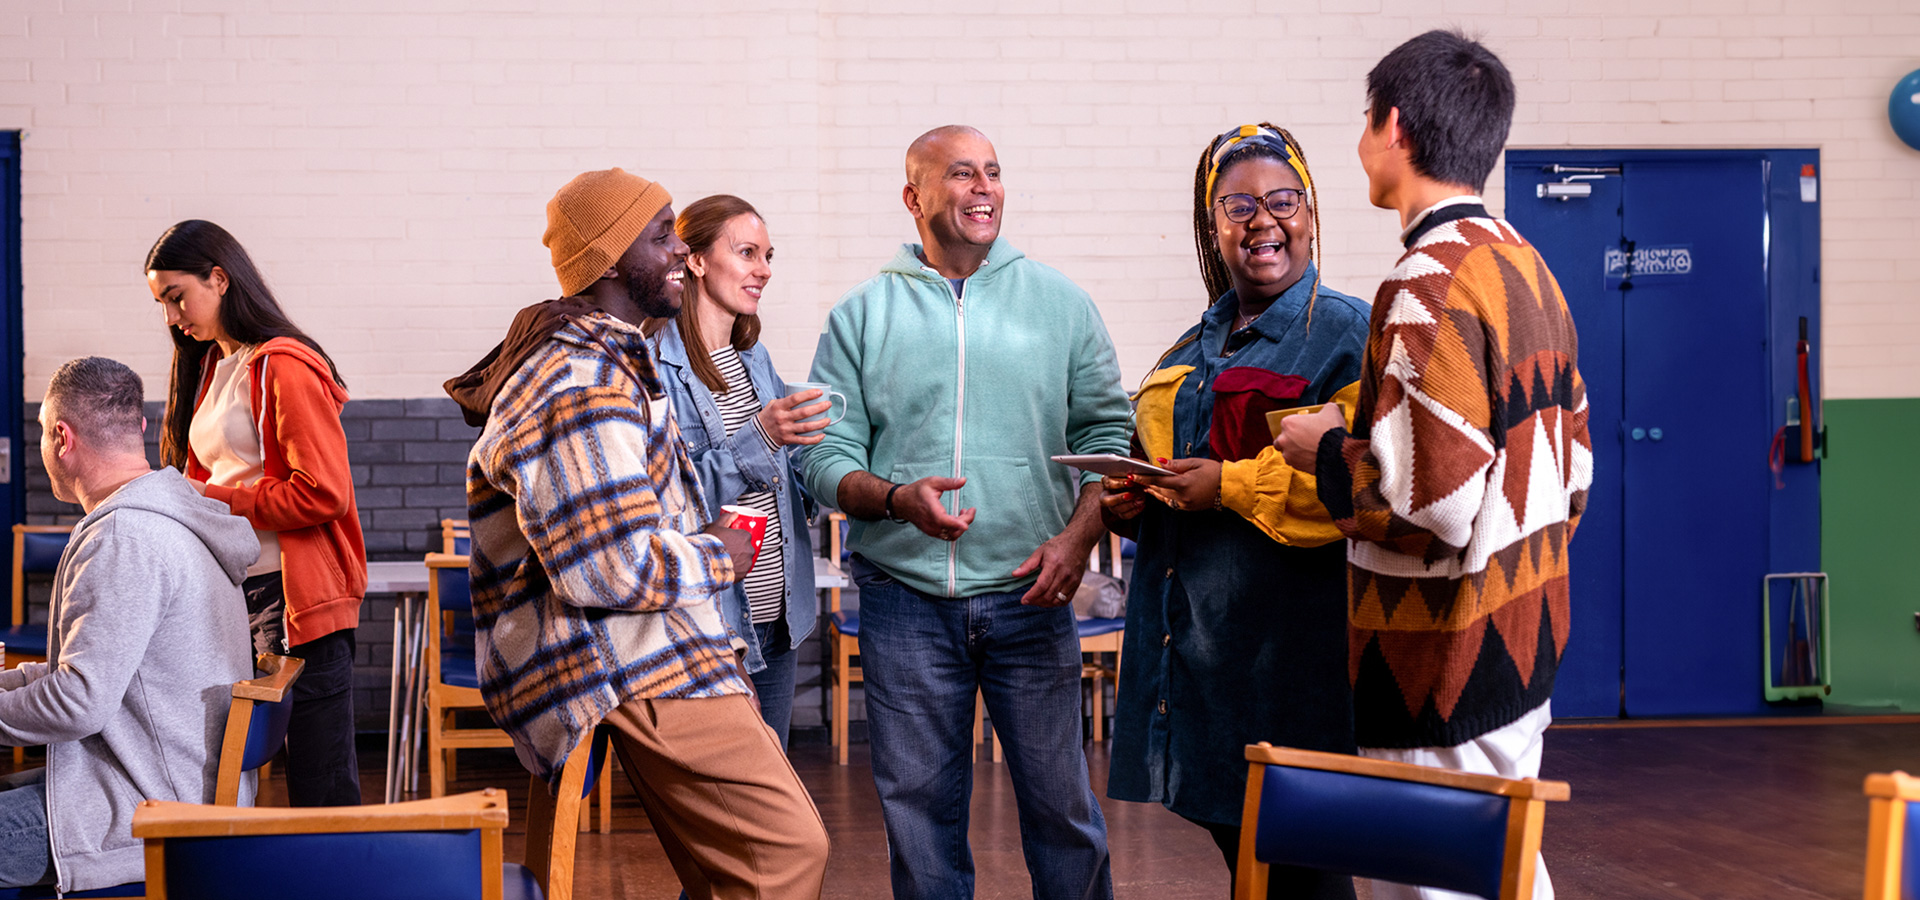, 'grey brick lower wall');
19,398,845,741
